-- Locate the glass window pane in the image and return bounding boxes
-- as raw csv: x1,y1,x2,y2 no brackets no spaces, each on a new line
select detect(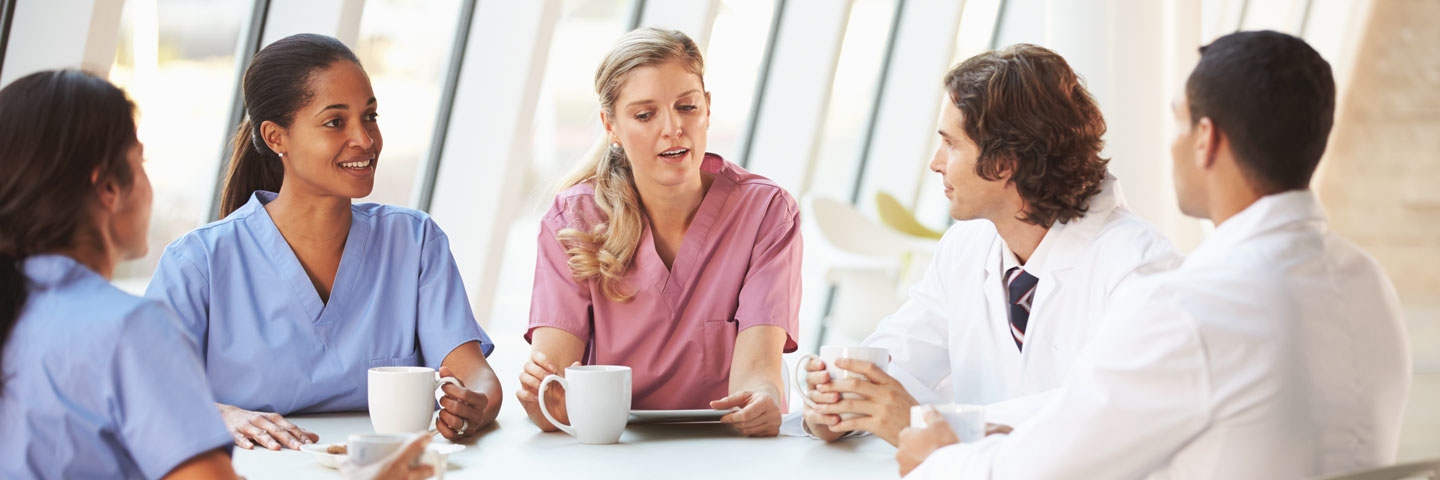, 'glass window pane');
109,0,250,283
353,0,464,207
807,0,896,201
702,0,776,162
531,0,631,194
